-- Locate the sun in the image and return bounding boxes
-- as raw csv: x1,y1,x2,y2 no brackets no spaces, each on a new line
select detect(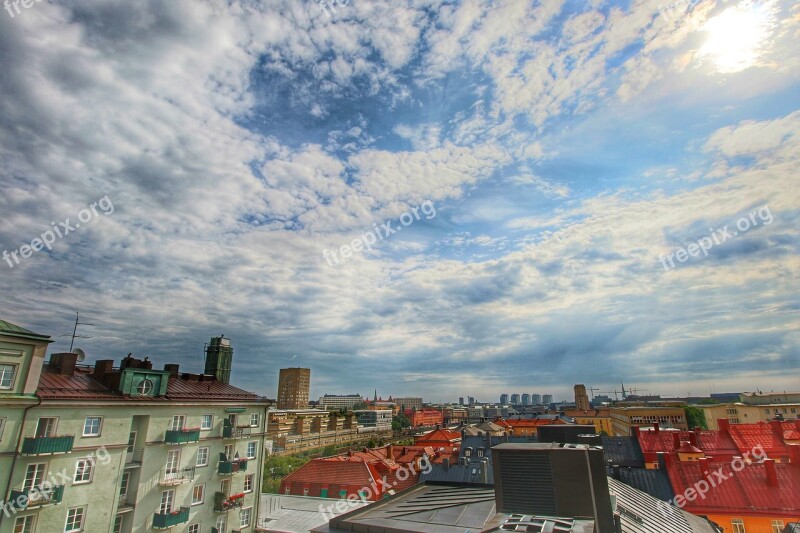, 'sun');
697,1,777,73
